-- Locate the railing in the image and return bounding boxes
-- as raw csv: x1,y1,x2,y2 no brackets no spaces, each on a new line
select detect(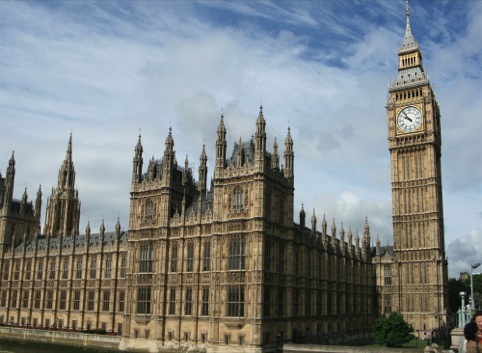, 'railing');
0,325,121,347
